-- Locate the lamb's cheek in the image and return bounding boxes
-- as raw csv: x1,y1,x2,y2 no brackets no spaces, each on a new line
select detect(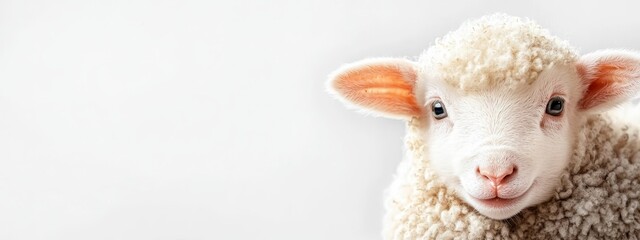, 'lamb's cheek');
525,129,572,203
550,128,573,168
433,127,484,187
426,123,457,174
428,143,454,177
427,139,462,183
